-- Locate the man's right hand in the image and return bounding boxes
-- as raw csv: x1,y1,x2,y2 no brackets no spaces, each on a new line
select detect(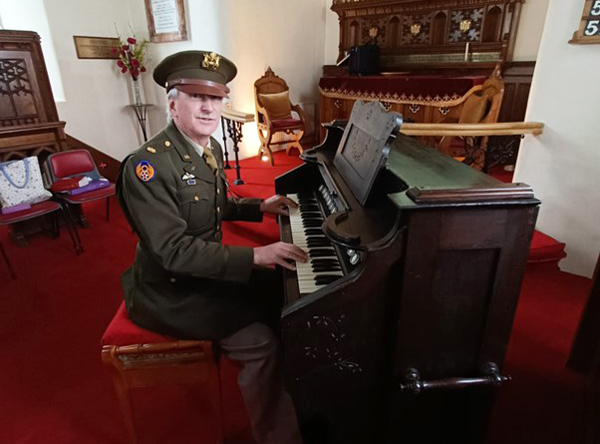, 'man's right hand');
253,242,308,270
